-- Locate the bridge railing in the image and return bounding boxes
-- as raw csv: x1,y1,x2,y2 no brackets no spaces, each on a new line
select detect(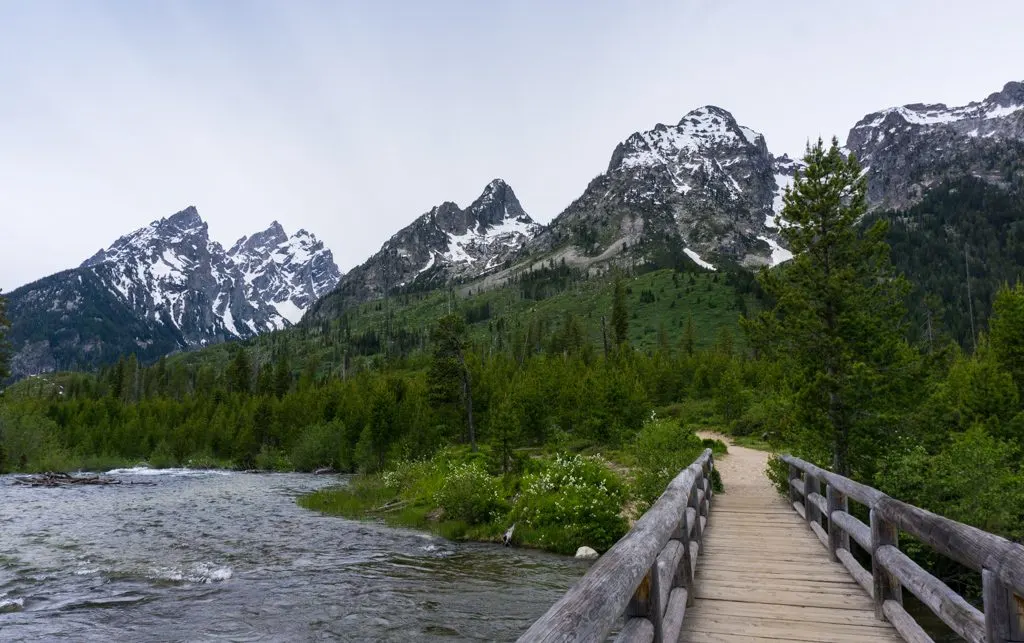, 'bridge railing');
518,448,714,643
782,454,1024,643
